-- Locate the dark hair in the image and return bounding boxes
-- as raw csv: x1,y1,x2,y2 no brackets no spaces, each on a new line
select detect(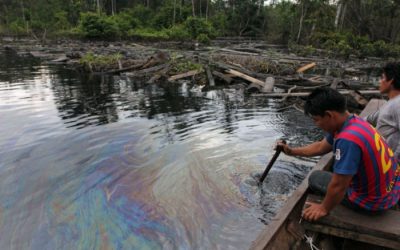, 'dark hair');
304,87,347,116
383,62,400,90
